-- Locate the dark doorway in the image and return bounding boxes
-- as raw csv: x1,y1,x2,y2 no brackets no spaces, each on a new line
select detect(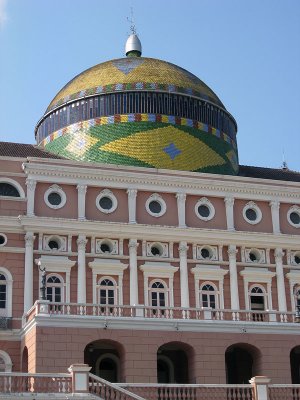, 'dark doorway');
226,346,254,384
157,343,191,383
291,346,300,383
